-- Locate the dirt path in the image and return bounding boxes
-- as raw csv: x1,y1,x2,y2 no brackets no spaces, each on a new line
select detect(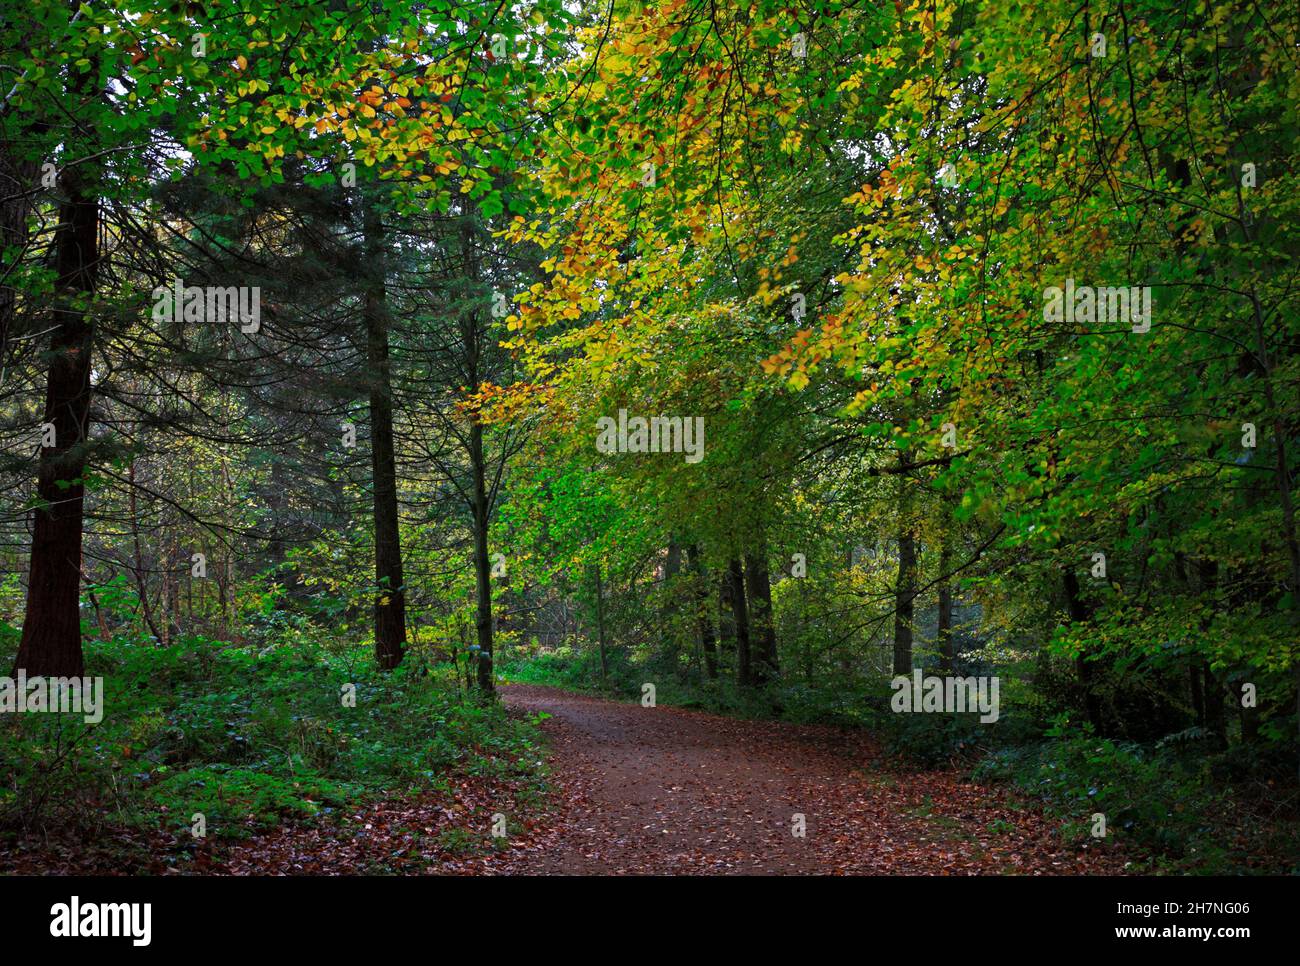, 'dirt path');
494,684,1129,875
